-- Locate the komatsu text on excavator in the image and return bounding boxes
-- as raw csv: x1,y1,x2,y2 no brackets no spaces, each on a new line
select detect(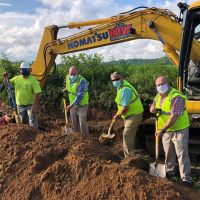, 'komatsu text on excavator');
14,1,200,154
